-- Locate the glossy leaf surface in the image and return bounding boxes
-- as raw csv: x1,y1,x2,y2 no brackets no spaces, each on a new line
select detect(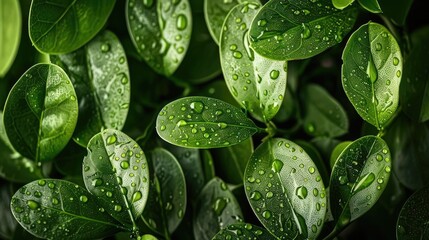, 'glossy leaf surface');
126,0,192,76
3,63,78,162
249,0,358,60
29,0,115,54
357,0,382,13
301,84,348,137
330,136,391,228
212,223,276,240
342,22,402,129
244,138,327,239
156,97,259,148
0,0,21,77
332,0,355,10
193,177,243,240
142,148,186,236
11,179,120,239
220,2,287,122
83,129,149,226
51,30,130,146
396,186,429,239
